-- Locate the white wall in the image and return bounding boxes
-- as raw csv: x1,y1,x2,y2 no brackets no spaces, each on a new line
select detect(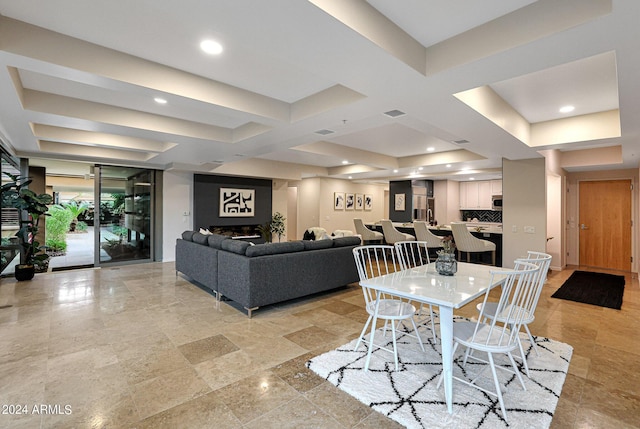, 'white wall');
294,177,386,239
271,179,289,242
502,158,547,268
162,171,193,261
